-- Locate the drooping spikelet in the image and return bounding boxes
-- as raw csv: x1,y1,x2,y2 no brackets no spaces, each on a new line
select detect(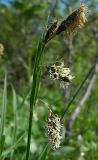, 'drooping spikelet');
47,62,74,87
45,109,62,149
0,43,4,56
57,3,88,35
45,3,88,42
